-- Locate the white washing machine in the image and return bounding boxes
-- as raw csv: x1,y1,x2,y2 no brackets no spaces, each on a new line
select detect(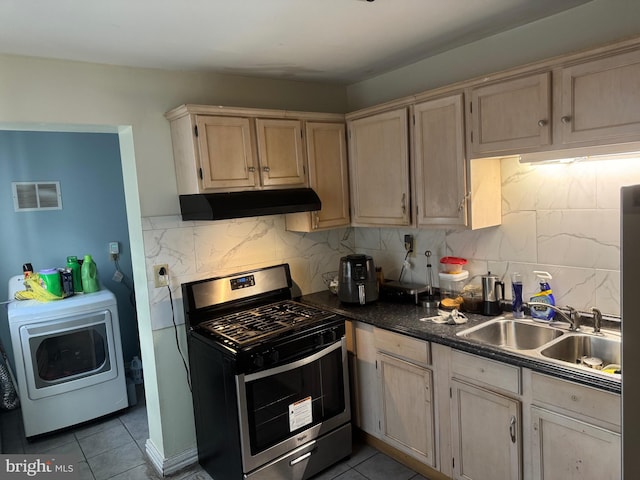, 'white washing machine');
7,275,128,437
